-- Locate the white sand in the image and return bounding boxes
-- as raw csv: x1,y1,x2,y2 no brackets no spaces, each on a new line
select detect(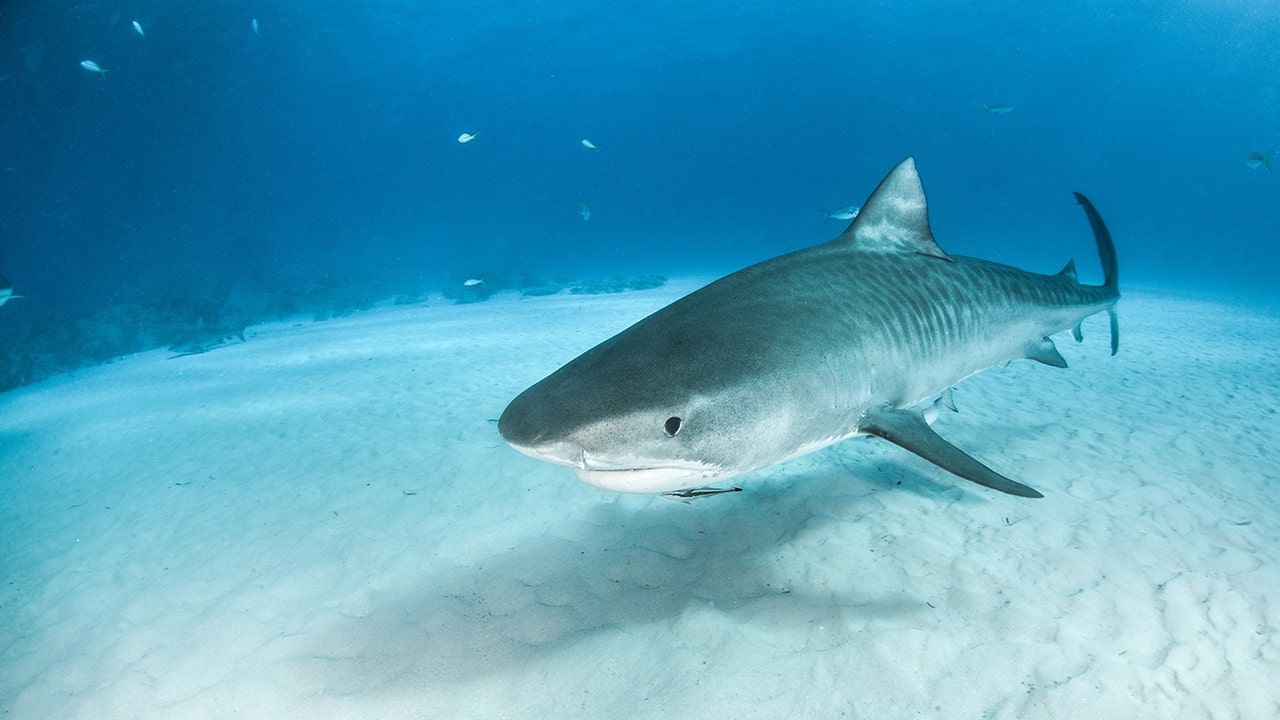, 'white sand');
1,280,1278,719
